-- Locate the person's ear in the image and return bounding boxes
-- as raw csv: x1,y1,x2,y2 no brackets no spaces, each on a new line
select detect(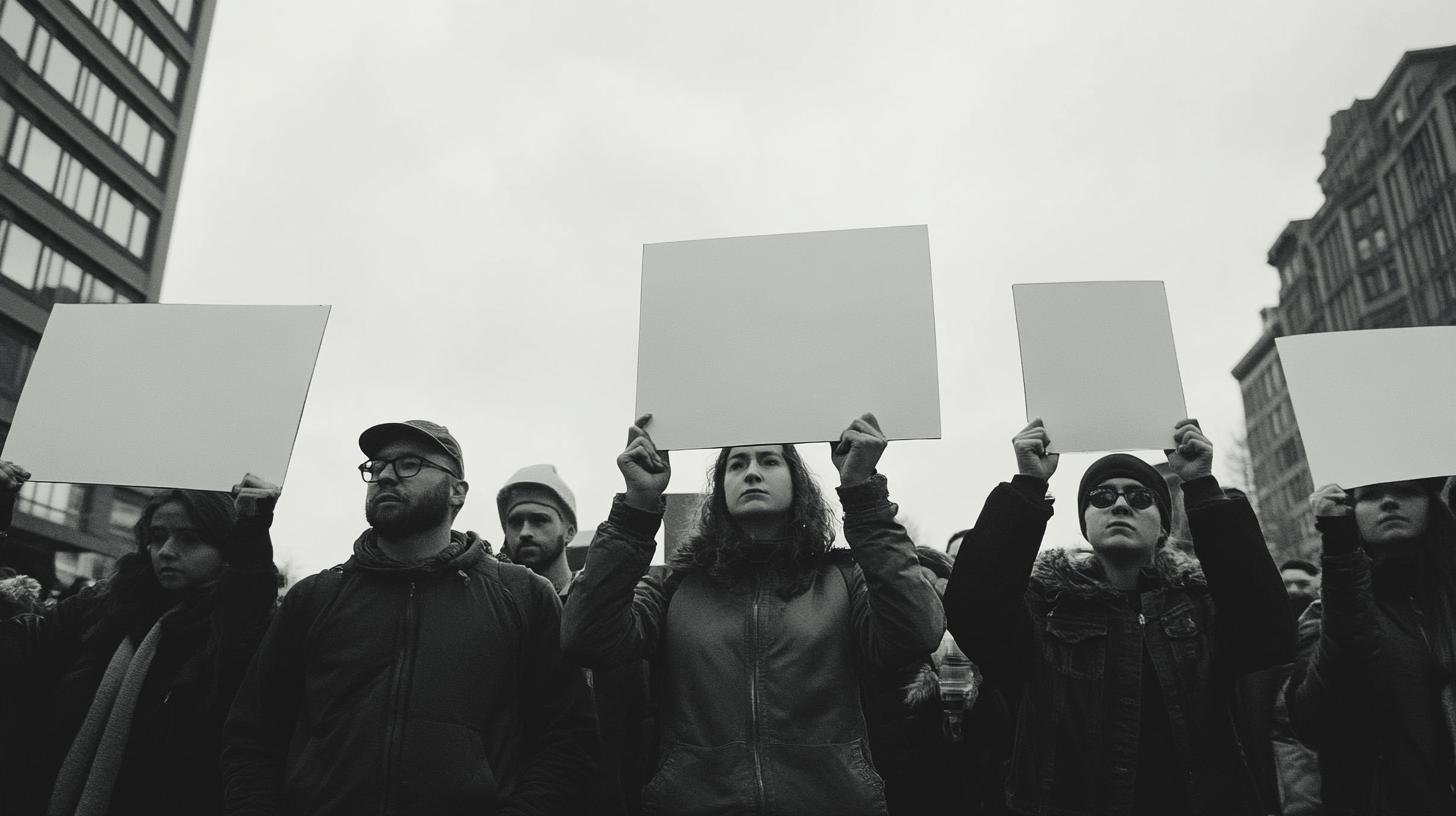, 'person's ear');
564,522,578,542
451,479,470,510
